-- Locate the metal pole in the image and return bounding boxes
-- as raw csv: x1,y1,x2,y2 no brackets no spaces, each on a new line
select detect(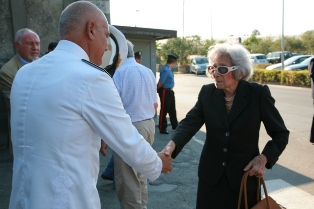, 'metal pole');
211,5,213,40
281,0,284,70
183,0,185,38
